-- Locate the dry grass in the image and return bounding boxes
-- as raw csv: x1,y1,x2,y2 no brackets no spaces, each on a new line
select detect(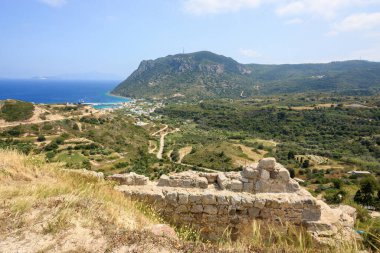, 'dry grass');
0,149,156,252
0,149,368,253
